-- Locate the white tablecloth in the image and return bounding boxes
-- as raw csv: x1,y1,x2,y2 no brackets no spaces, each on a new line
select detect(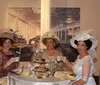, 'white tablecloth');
7,73,71,85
